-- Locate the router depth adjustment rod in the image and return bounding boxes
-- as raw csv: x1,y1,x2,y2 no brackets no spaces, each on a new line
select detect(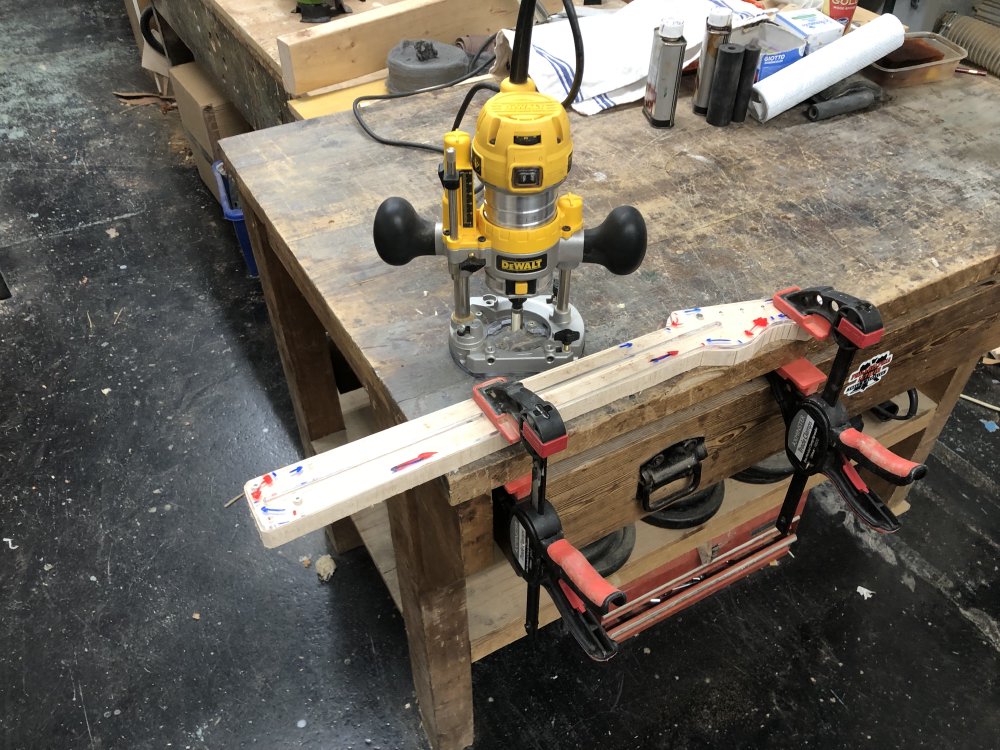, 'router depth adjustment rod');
372,0,646,375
